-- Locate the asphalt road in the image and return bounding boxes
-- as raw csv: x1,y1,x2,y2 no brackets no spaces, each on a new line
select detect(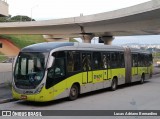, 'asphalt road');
0,74,160,119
